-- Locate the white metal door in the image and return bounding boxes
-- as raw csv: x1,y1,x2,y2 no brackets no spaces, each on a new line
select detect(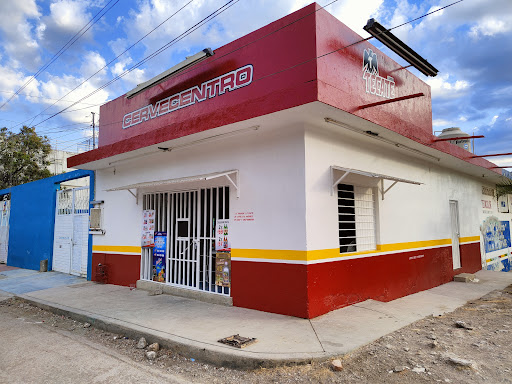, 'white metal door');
53,187,89,276
0,199,10,264
141,187,230,296
449,200,461,269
